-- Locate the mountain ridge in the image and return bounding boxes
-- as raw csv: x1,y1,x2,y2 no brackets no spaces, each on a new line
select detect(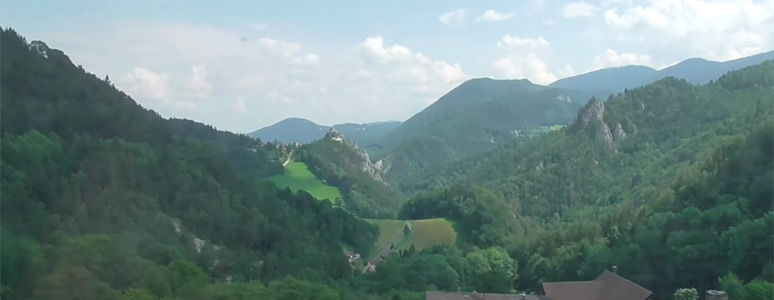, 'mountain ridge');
550,50,774,92
248,118,401,145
